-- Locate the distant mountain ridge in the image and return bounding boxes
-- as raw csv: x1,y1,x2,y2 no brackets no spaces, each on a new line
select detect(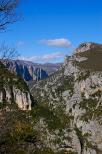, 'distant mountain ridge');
3,60,62,82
